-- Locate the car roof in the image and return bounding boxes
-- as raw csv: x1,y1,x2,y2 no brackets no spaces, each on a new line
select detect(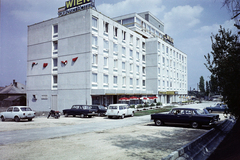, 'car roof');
108,104,128,106
172,108,197,110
